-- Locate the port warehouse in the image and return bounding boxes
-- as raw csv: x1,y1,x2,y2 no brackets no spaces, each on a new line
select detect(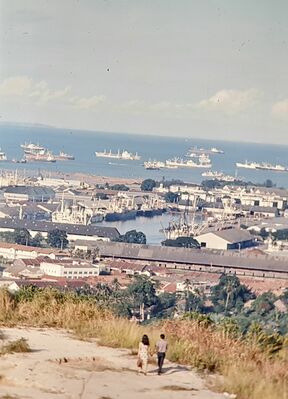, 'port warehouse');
0,219,120,242
75,241,288,279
